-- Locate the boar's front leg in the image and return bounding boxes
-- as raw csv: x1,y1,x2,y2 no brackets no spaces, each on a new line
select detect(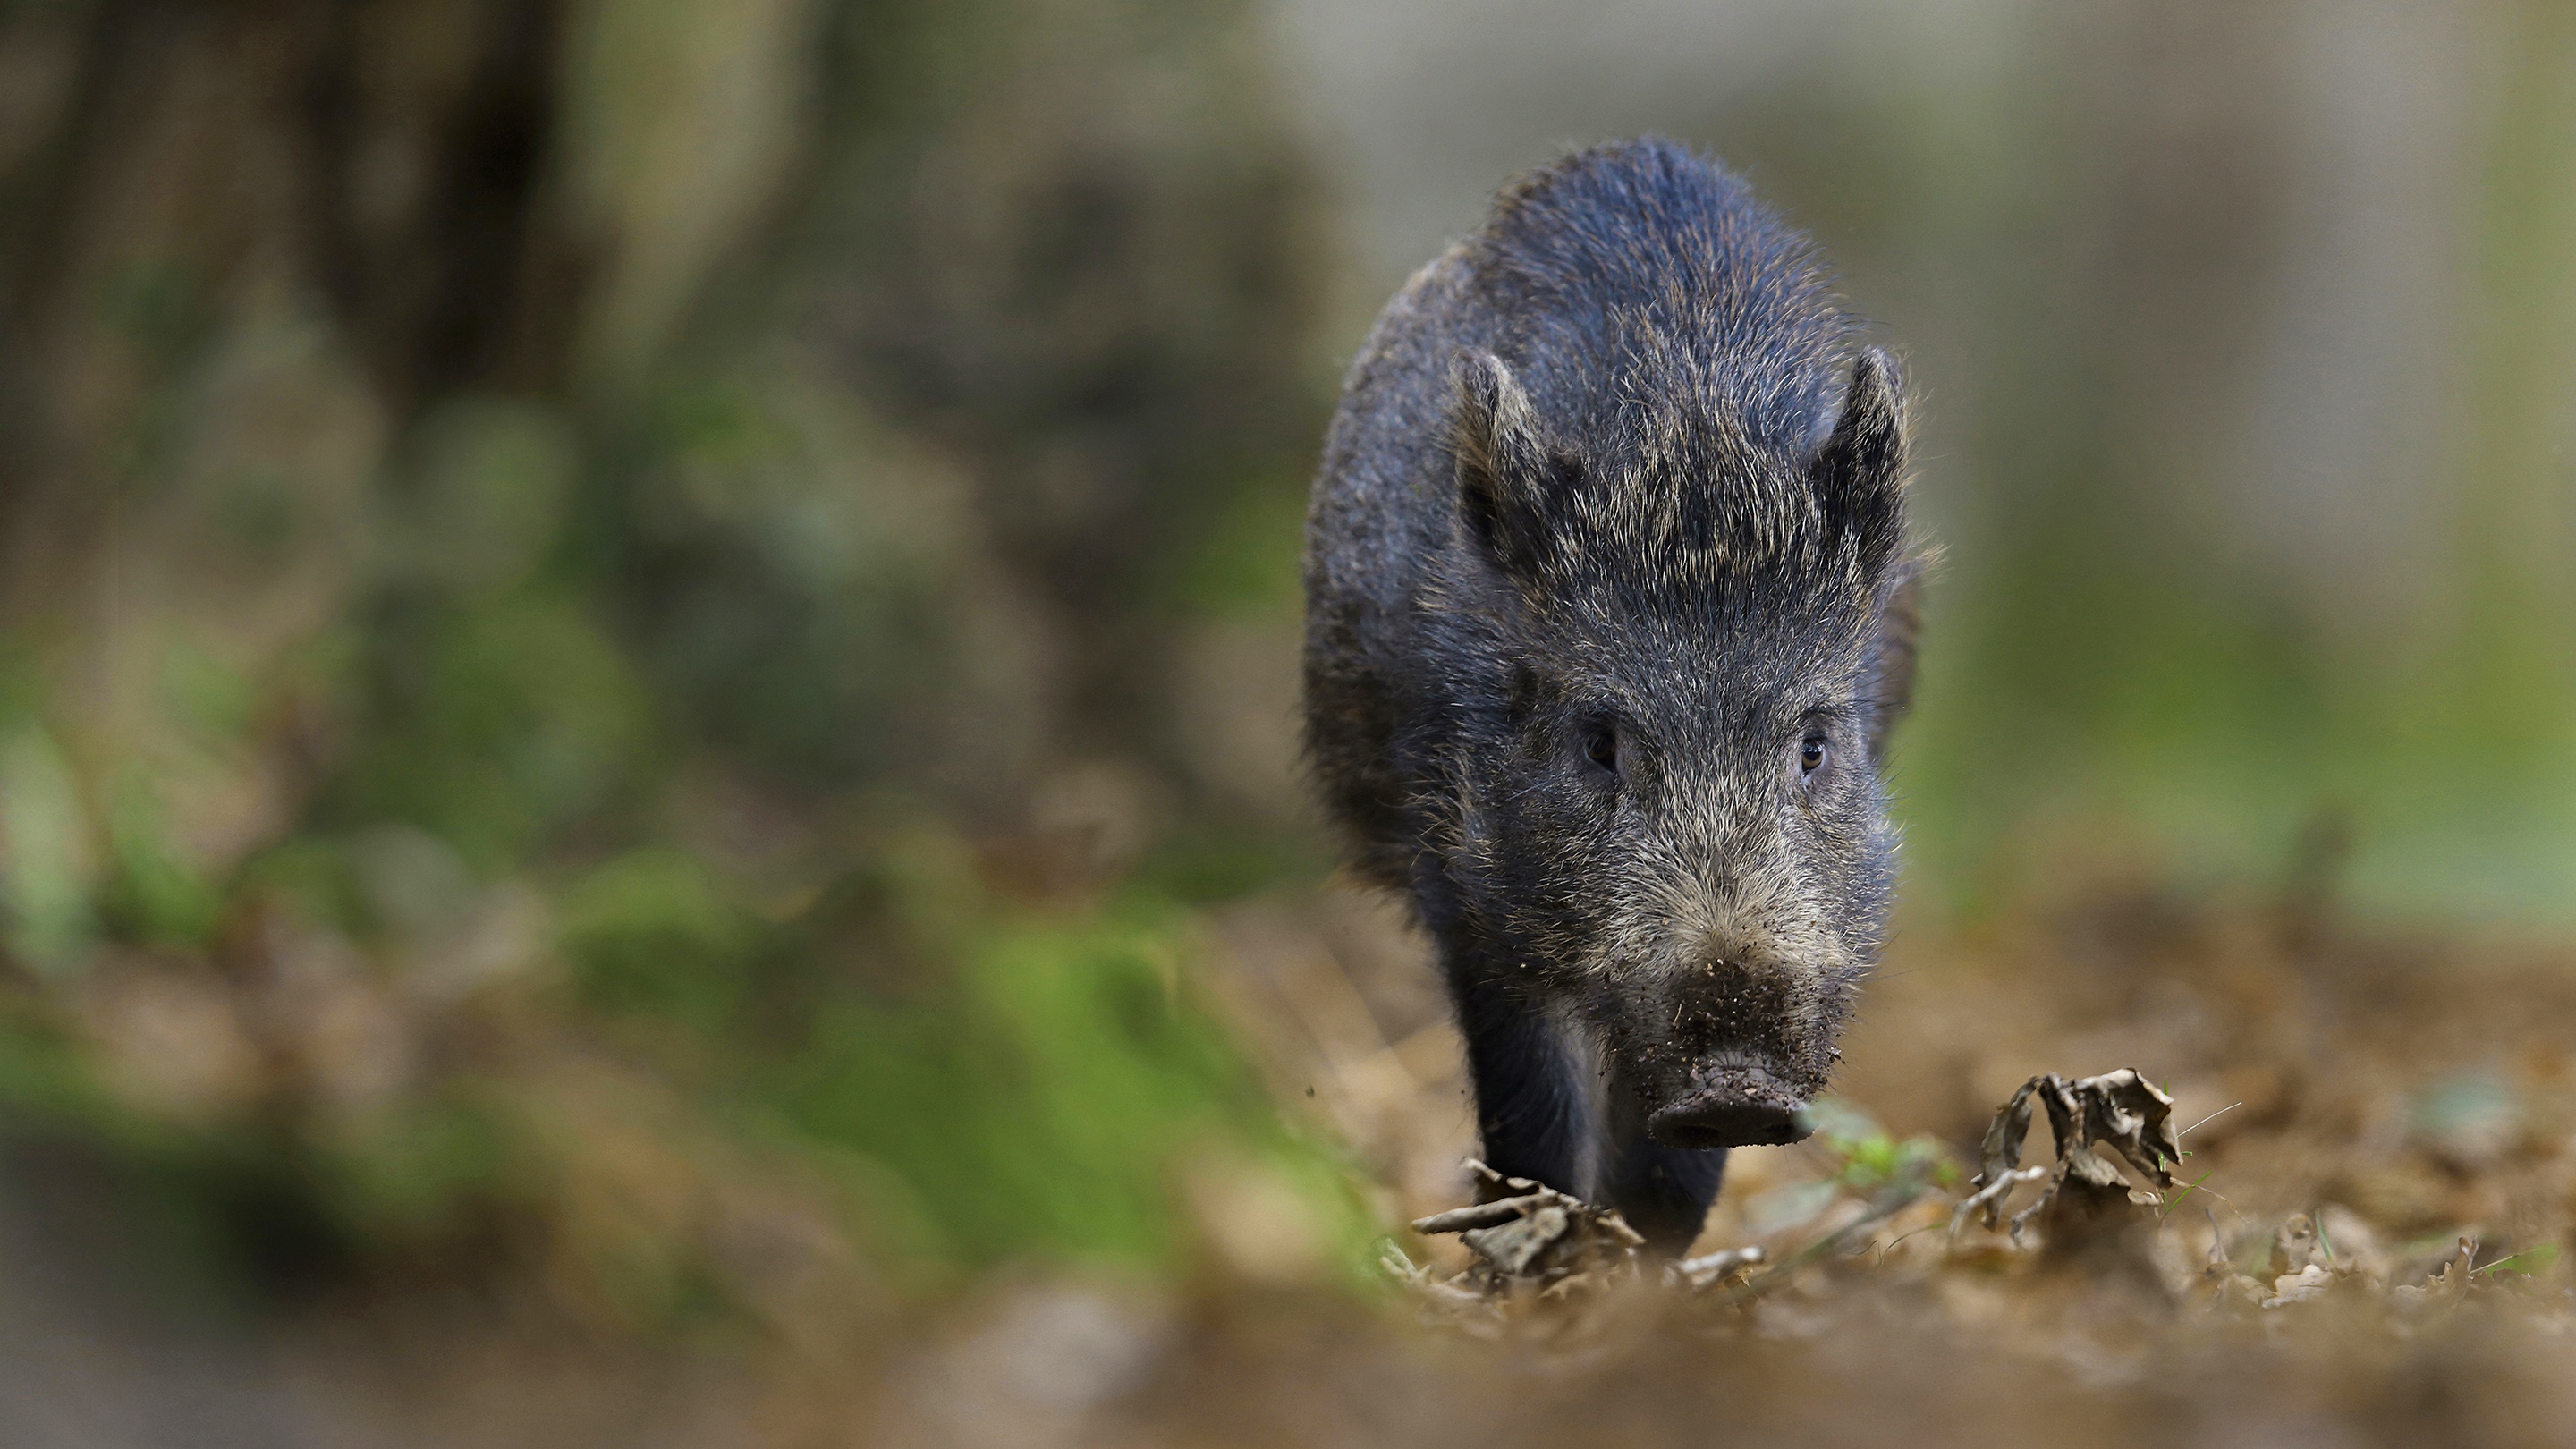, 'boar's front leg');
1448,962,1598,1207
1601,1085,1728,1254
